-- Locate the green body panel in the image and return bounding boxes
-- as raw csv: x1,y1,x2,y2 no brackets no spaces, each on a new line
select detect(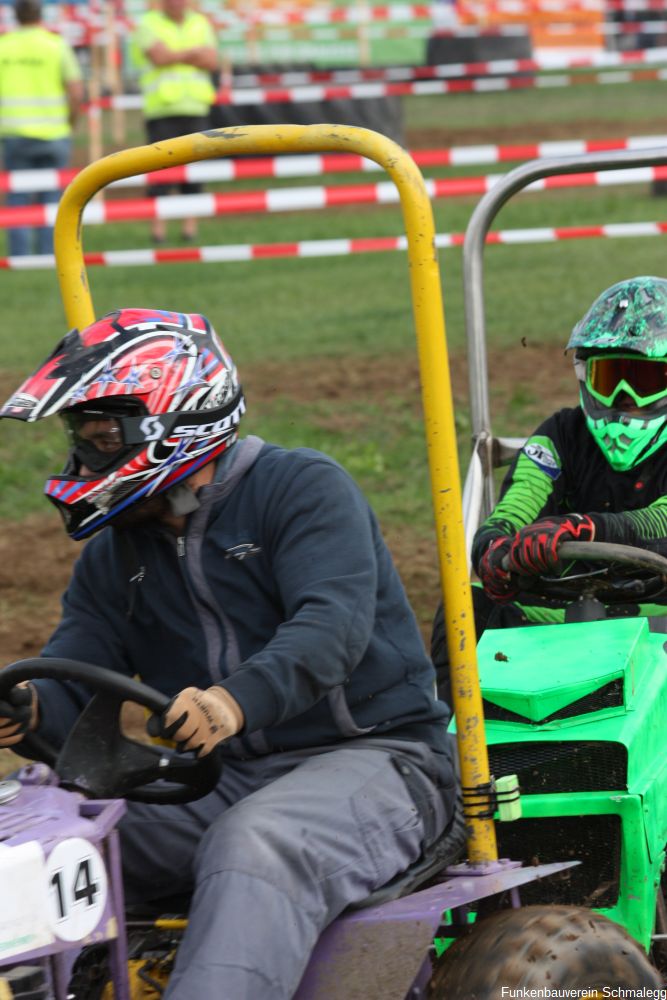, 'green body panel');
469,617,667,950
477,618,653,723
516,793,660,949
